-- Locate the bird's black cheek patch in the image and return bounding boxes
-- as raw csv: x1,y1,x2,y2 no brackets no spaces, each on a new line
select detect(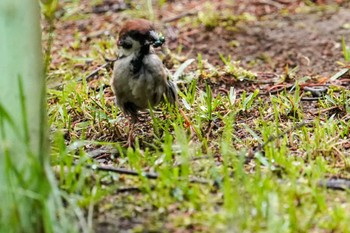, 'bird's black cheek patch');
119,38,133,49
